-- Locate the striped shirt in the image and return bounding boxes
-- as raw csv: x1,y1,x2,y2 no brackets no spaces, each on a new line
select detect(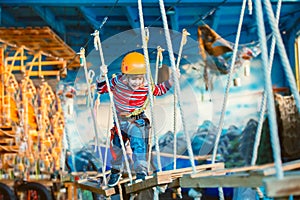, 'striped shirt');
97,74,171,114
